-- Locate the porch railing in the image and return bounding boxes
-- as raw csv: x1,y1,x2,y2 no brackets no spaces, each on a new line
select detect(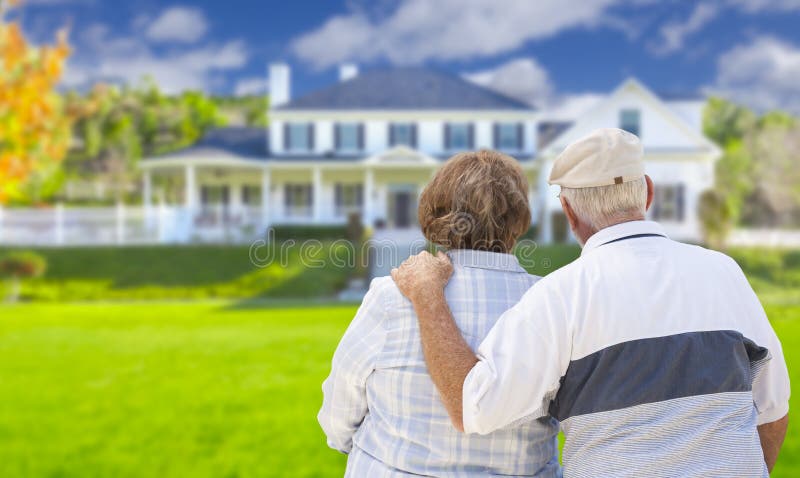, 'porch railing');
0,204,267,246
